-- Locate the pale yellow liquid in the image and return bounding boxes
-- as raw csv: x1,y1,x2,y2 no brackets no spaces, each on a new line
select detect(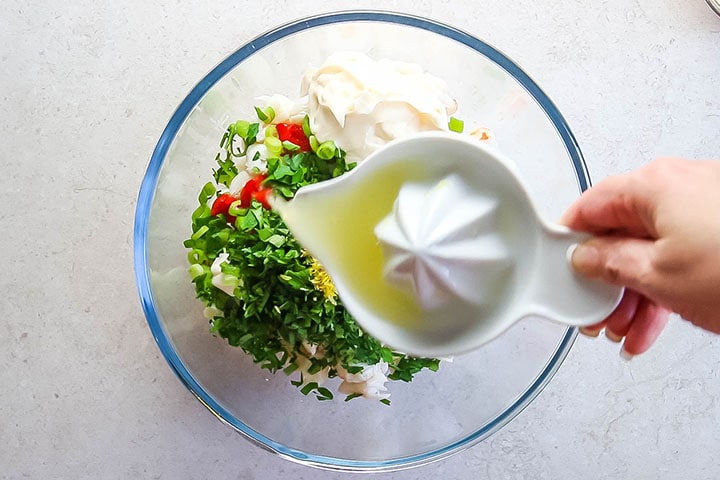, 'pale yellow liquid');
275,160,433,328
